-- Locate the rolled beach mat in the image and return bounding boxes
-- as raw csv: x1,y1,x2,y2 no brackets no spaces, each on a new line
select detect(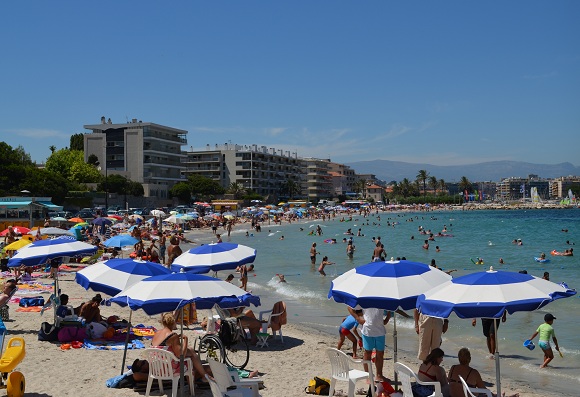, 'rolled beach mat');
523,339,535,350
